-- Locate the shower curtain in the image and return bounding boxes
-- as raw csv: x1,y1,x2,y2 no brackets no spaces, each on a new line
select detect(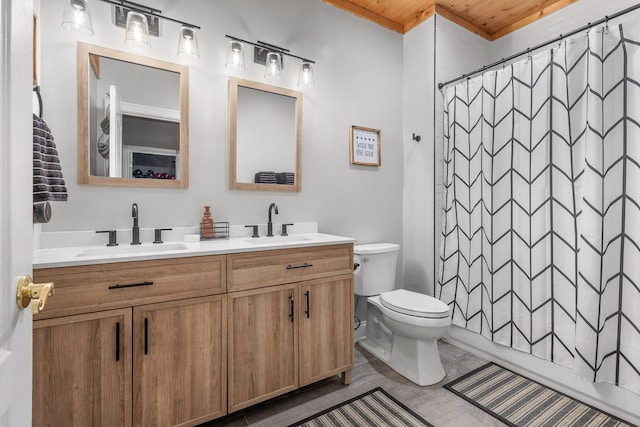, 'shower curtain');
437,23,640,394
